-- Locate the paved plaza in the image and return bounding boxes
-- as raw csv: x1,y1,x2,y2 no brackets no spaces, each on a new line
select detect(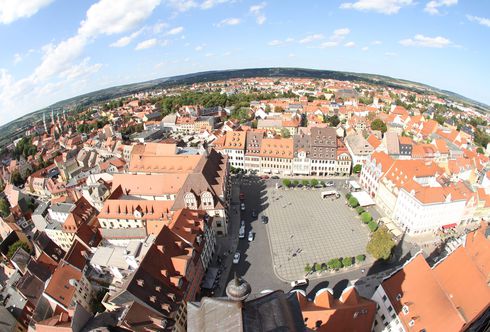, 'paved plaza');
265,187,370,281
